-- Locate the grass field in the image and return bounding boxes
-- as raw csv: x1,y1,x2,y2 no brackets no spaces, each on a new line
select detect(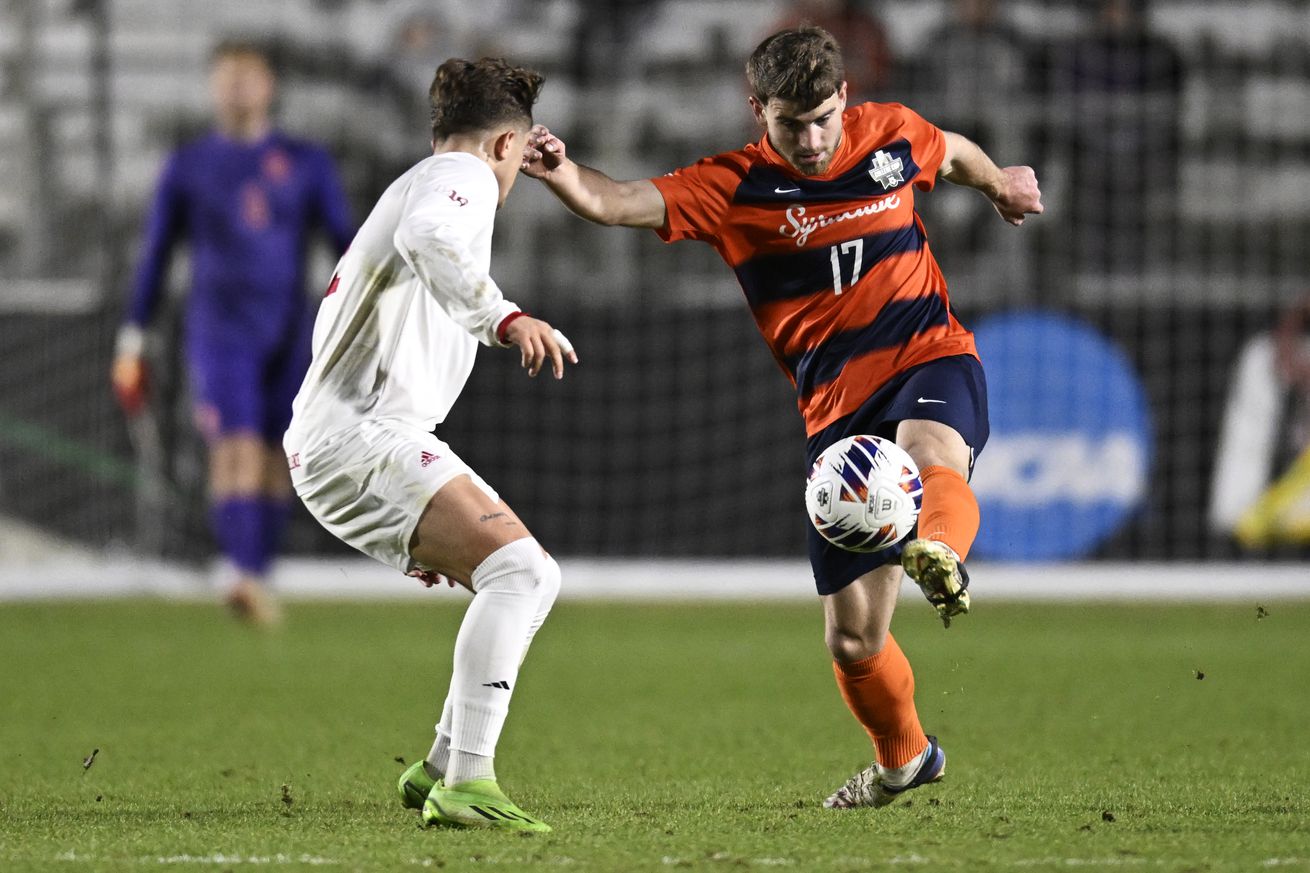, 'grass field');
1,595,1308,872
